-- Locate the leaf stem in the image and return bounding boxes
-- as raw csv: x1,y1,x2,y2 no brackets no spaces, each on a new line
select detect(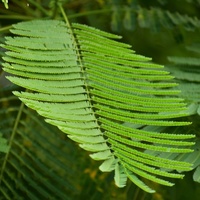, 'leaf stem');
59,4,100,127
0,25,12,33
59,4,70,27
0,15,35,20
0,102,25,184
